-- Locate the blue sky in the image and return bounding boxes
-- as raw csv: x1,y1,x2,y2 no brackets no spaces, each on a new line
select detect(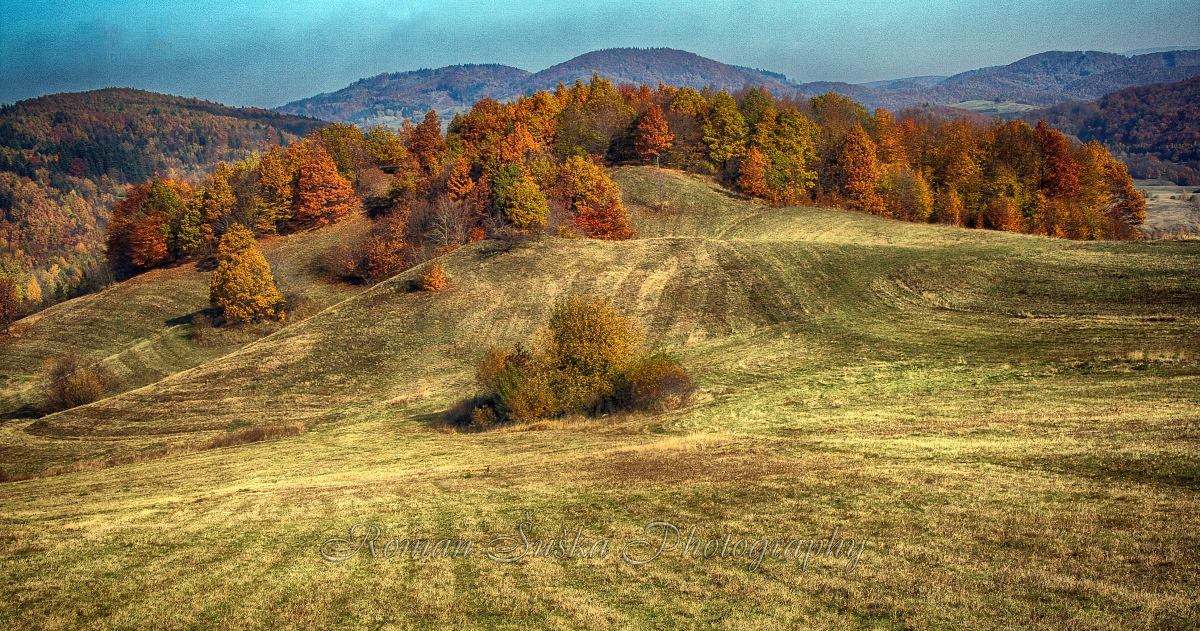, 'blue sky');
1,0,1197,108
